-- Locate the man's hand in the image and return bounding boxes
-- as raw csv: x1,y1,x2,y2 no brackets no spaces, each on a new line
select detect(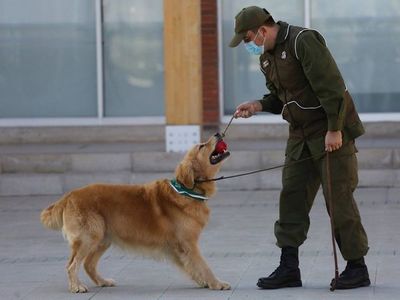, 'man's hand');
234,101,262,118
325,130,342,152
